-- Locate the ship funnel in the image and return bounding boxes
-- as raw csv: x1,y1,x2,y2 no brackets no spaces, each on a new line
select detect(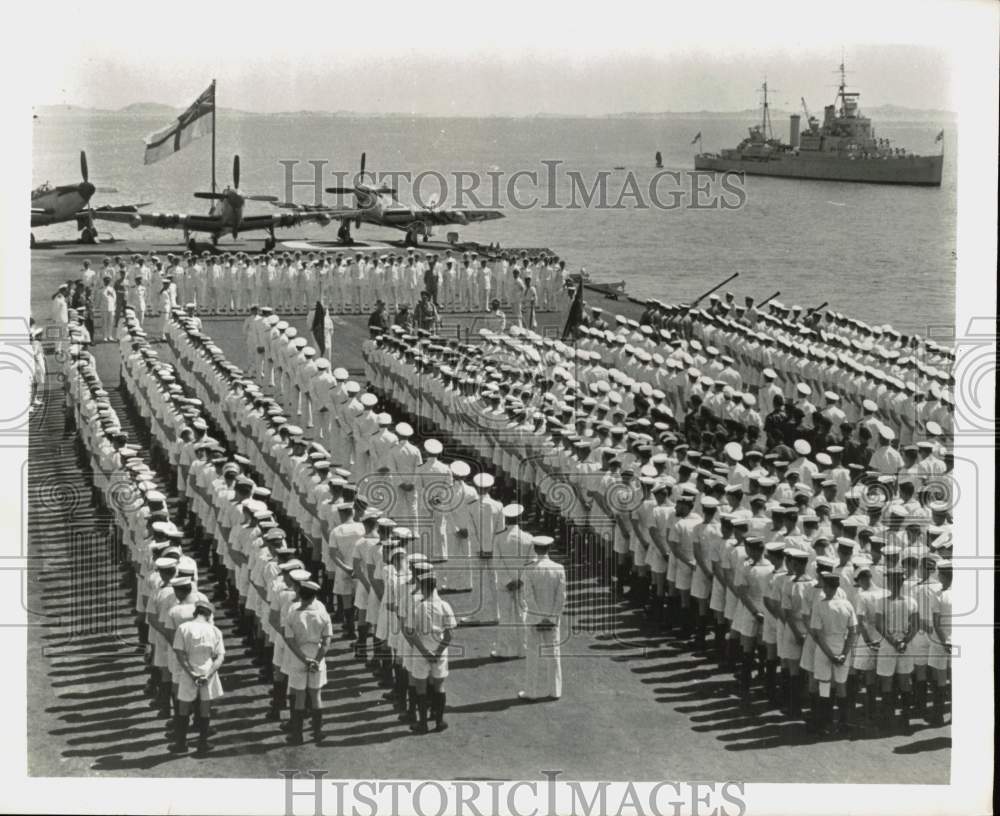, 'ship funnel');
789,114,800,149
